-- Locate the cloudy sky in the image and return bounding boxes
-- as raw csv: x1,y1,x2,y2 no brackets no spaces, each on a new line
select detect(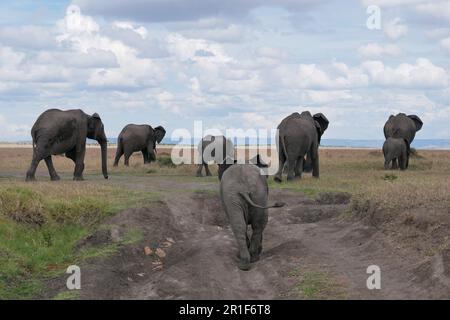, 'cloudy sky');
0,0,449,141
